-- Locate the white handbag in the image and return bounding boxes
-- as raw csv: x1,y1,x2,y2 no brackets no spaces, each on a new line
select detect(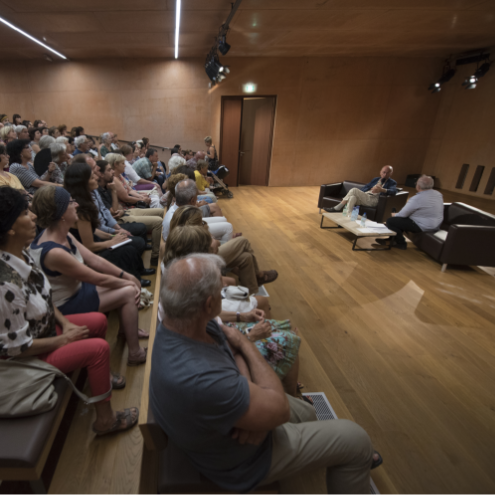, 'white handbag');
221,286,258,313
